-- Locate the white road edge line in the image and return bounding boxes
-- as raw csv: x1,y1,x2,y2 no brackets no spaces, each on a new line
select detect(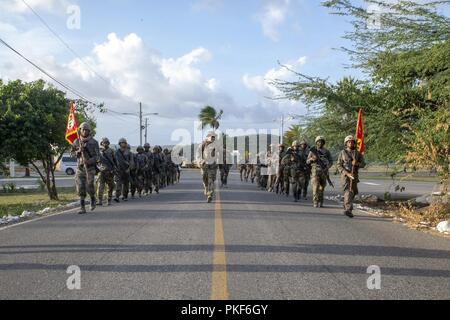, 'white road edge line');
0,207,79,232
362,182,382,186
